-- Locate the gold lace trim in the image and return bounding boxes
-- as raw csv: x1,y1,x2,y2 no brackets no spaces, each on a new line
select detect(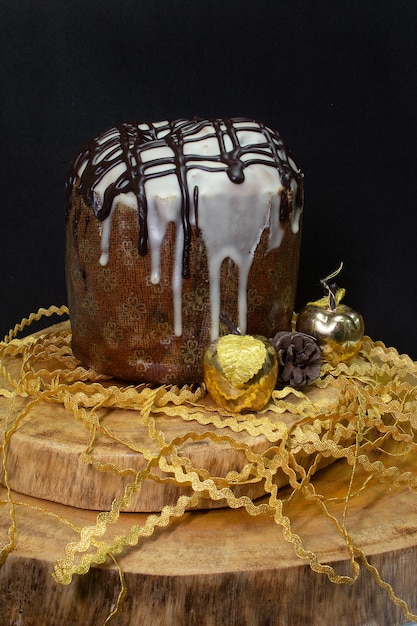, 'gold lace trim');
1,306,417,623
